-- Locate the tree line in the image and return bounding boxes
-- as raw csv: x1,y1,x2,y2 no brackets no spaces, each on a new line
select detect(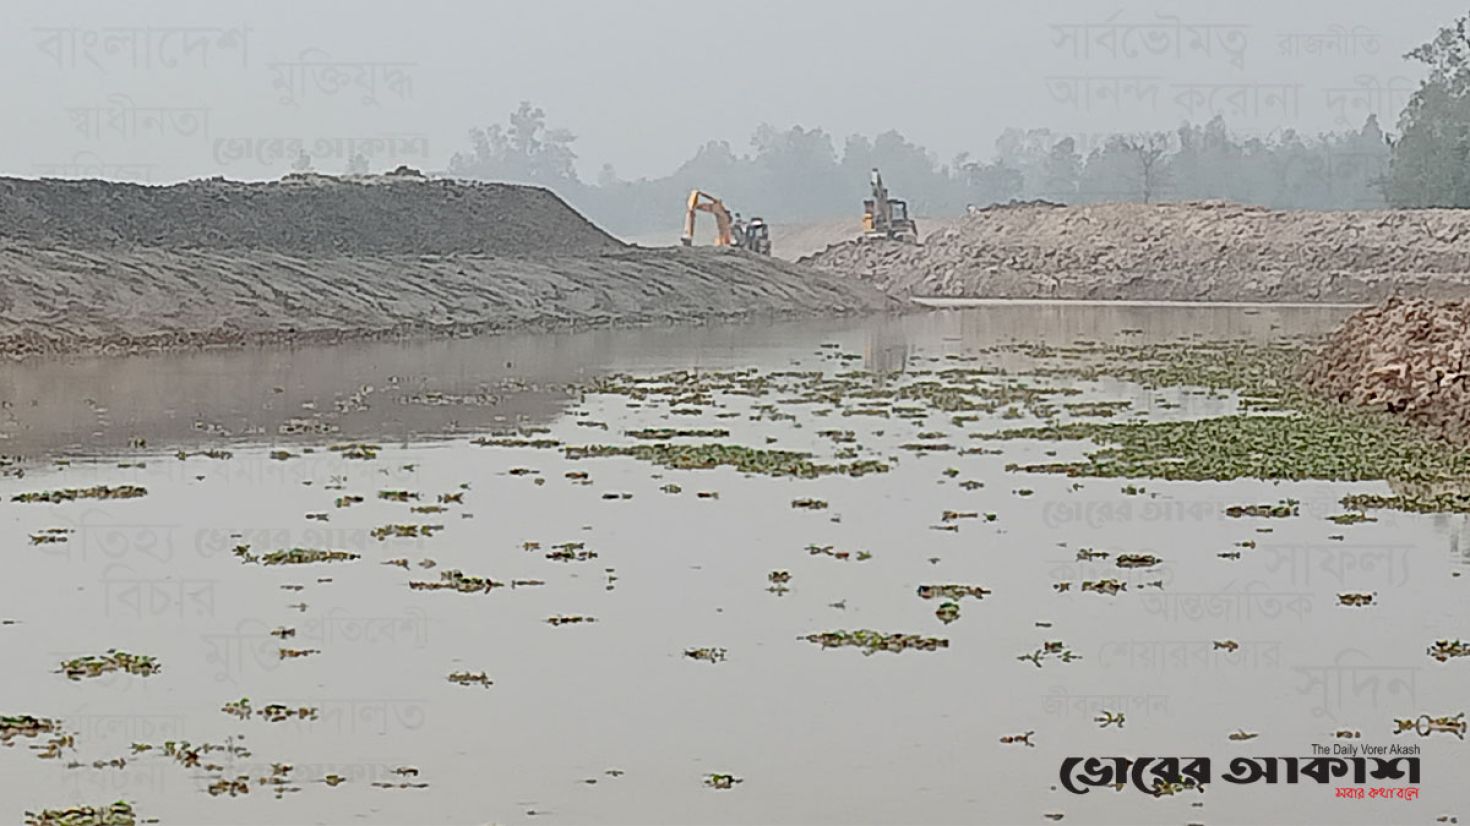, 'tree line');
447,10,1470,236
